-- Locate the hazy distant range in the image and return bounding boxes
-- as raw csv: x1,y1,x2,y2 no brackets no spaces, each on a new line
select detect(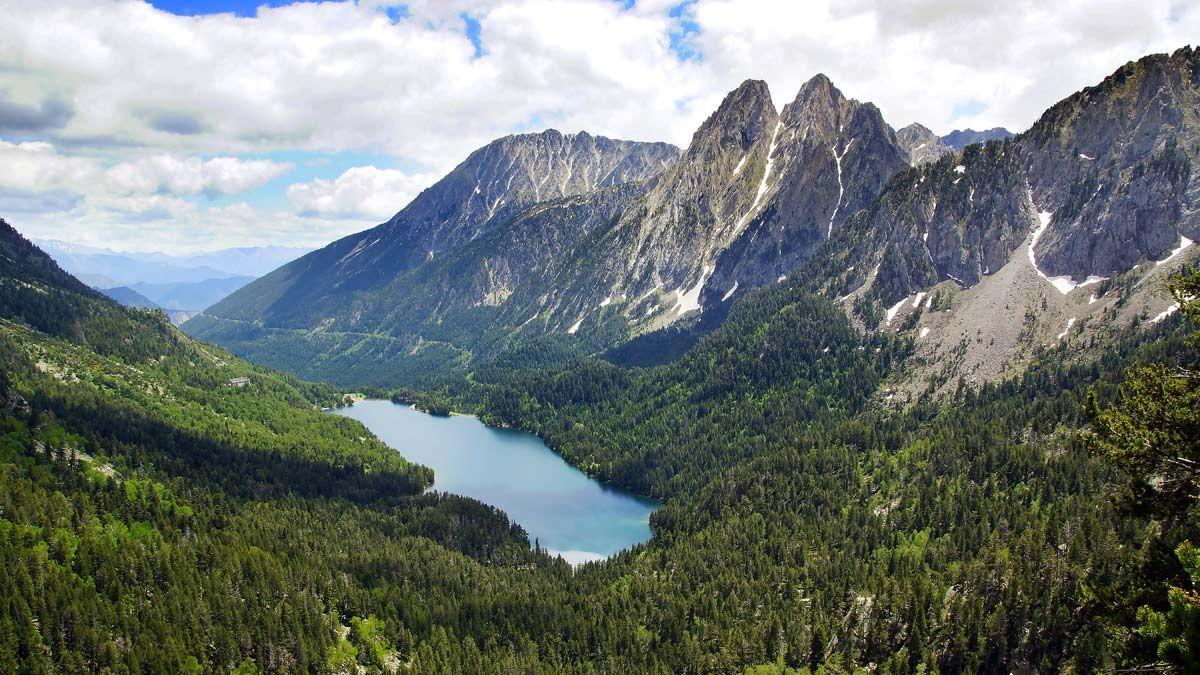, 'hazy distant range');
35,239,310,324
